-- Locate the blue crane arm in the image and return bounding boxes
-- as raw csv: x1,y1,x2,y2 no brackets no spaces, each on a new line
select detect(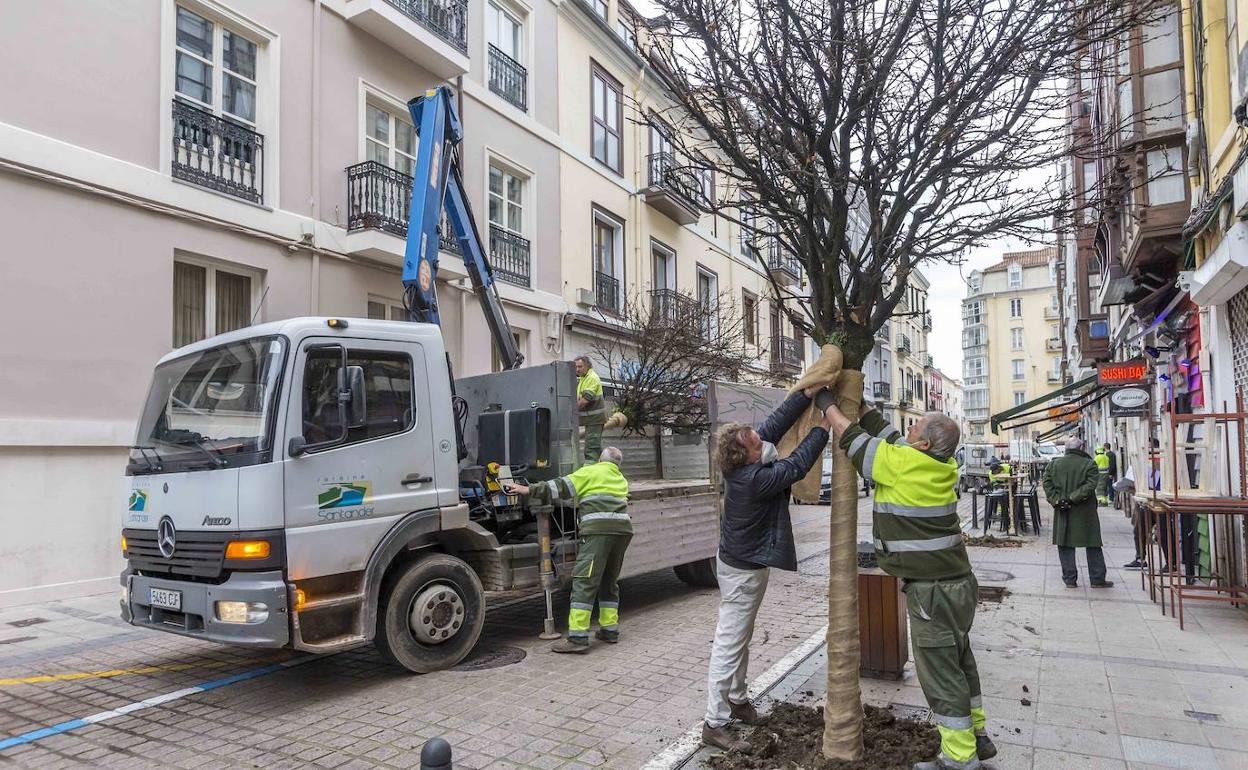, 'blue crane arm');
402,86,524,370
